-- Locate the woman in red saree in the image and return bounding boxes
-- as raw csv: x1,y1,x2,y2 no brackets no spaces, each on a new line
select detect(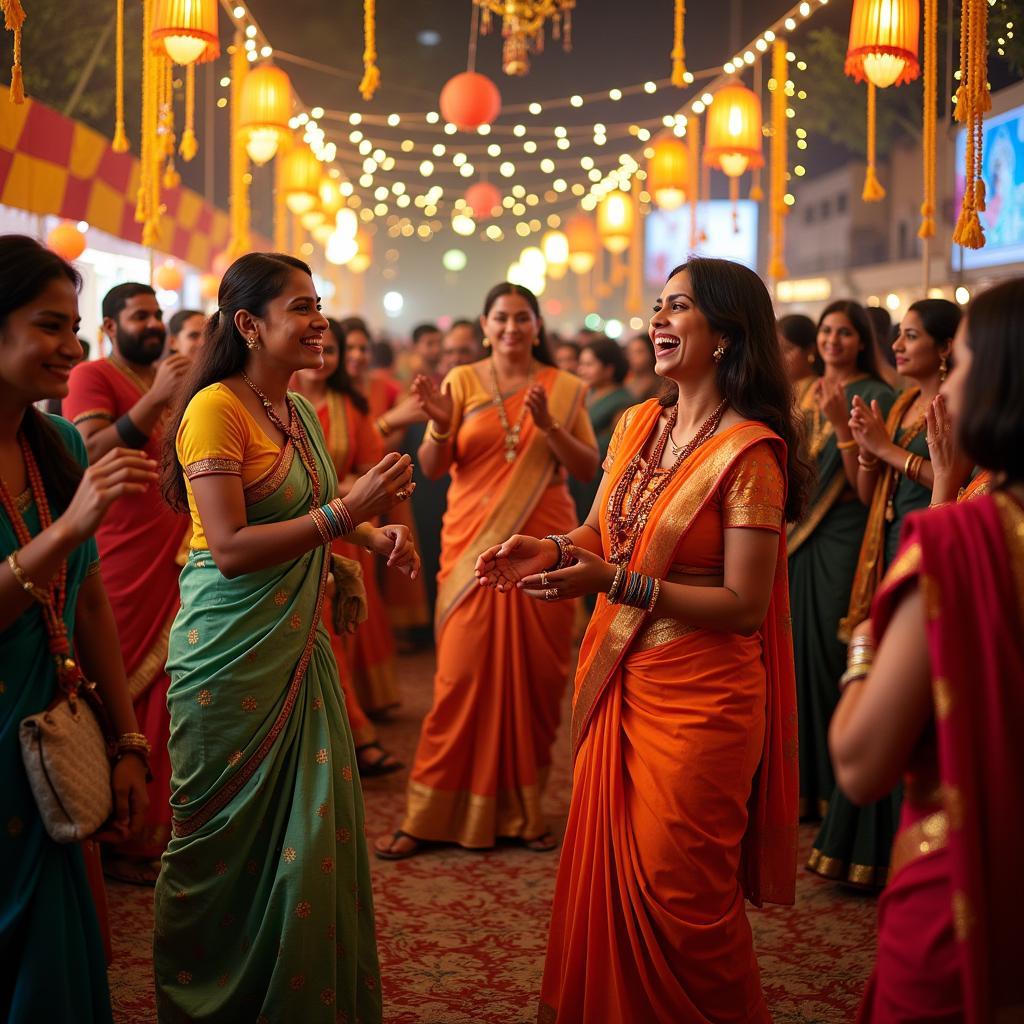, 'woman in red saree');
830,278,1024,1022
479,258,808,1022
374,283,598,858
